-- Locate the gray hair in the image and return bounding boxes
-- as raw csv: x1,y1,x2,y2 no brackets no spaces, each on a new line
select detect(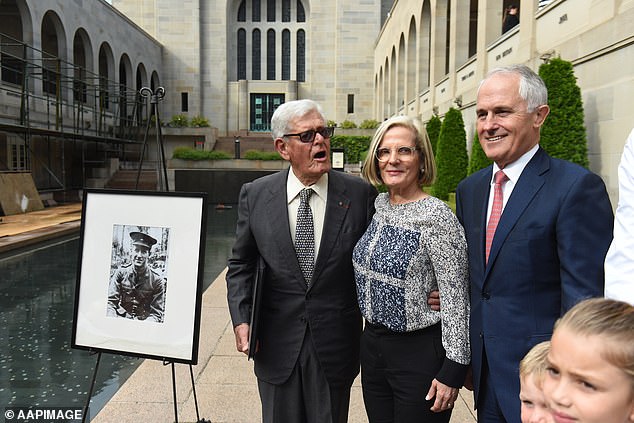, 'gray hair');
270,99,327,139
479,64,548,112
